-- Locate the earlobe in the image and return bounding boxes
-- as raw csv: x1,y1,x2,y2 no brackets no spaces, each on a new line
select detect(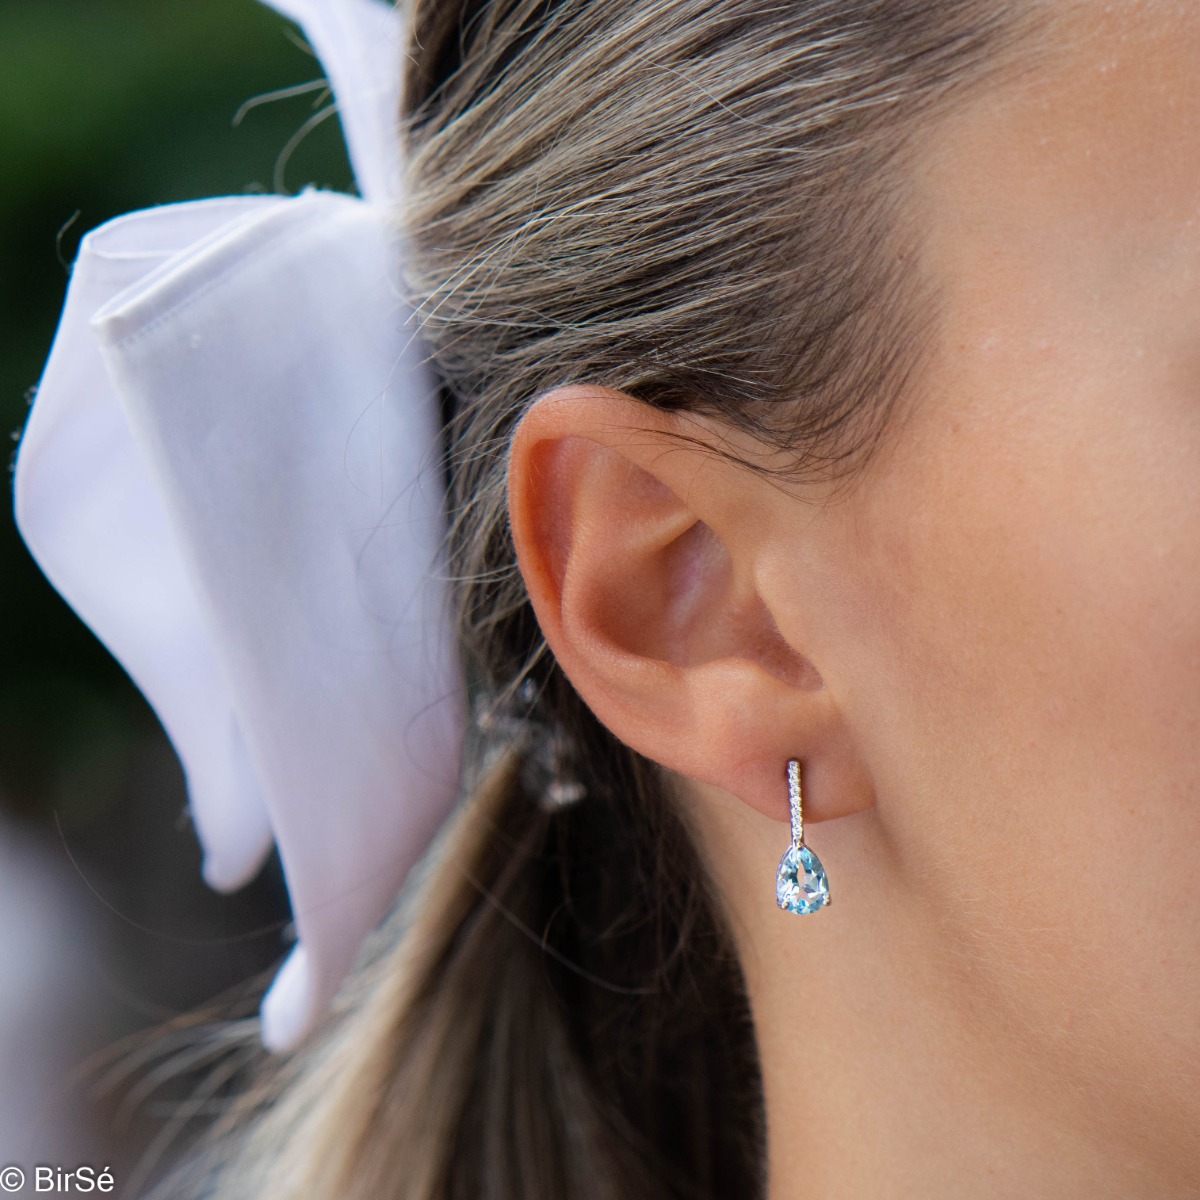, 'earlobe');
506,384,874,831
